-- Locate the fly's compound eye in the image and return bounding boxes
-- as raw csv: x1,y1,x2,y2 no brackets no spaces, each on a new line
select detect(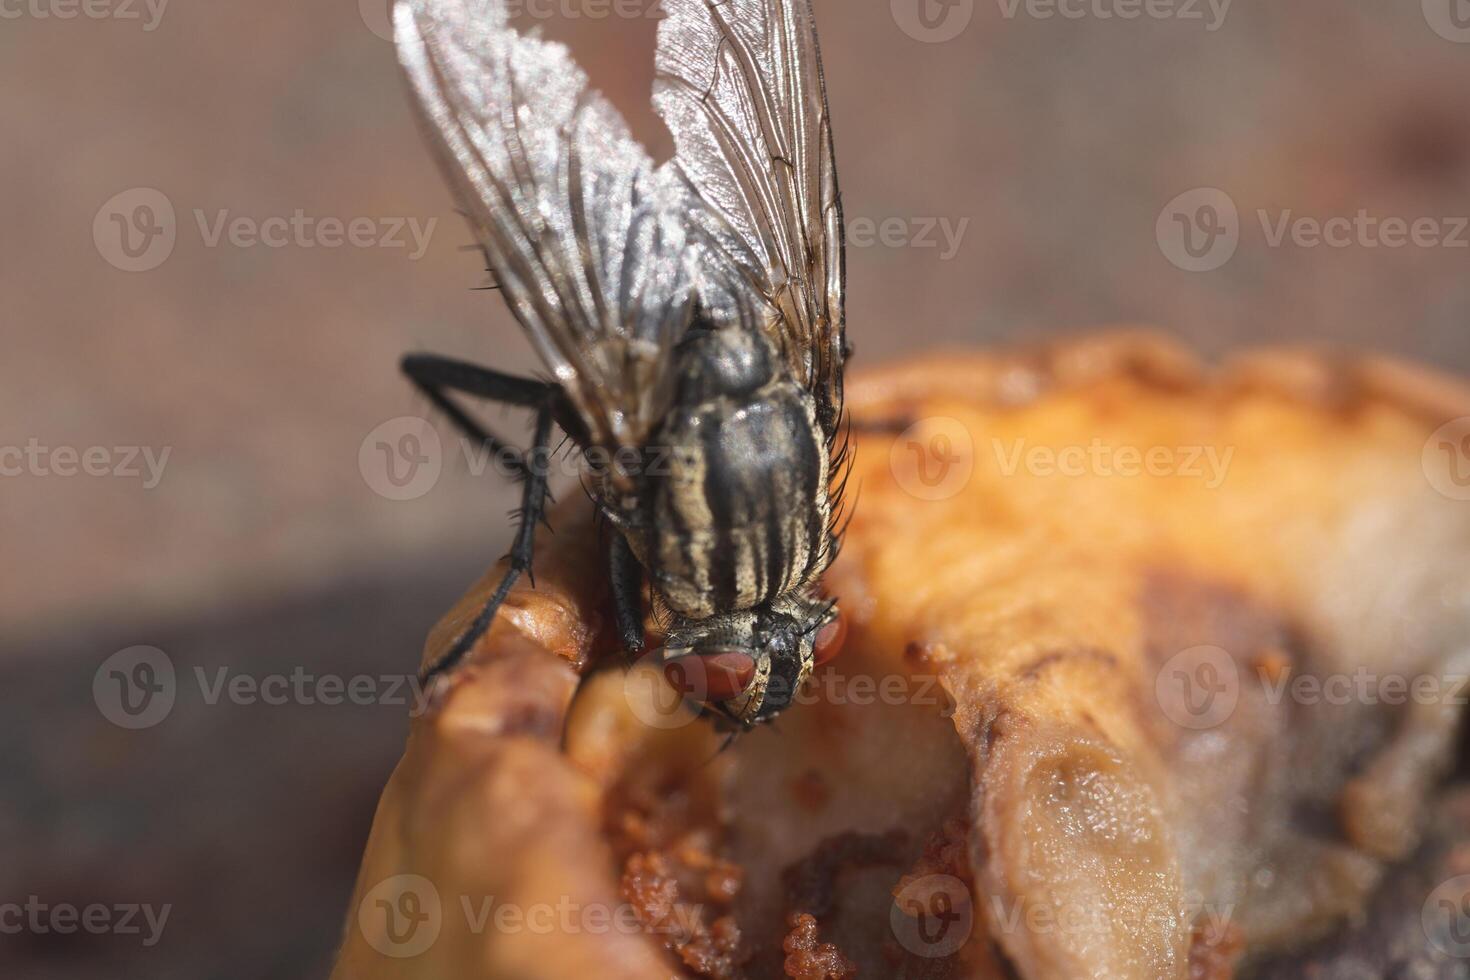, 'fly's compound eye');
812,613,847,667
662,648,758,703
